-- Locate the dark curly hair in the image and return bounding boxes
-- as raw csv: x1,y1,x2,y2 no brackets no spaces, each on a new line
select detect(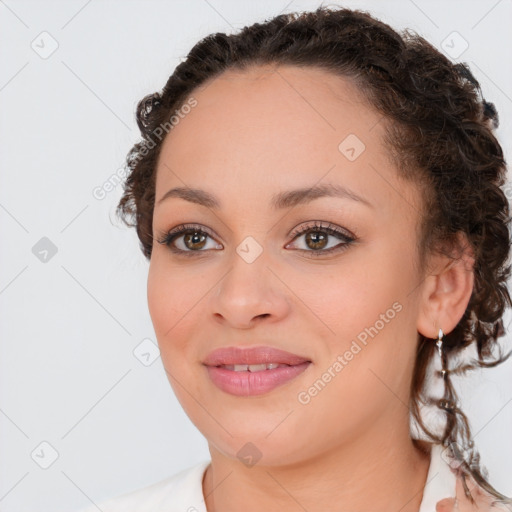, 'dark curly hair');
116,5,512,504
